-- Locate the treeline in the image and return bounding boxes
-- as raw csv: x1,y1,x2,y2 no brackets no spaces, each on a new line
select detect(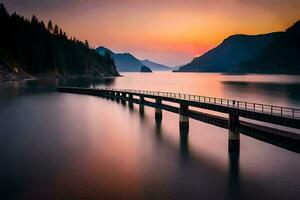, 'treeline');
0,3,118,76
